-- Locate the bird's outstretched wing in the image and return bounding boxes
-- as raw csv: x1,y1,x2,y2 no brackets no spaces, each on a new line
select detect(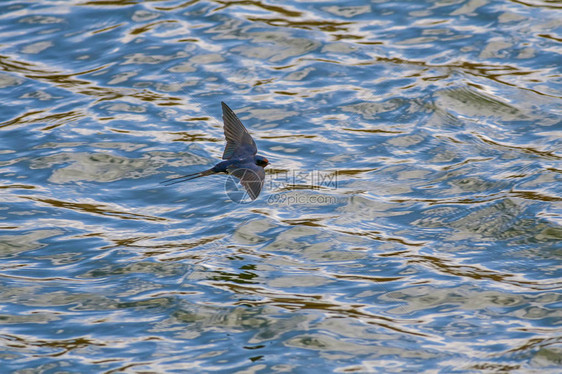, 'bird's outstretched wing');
221,101,258,160
227,164,265,201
